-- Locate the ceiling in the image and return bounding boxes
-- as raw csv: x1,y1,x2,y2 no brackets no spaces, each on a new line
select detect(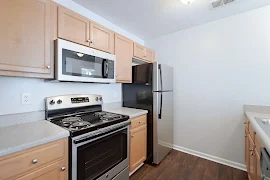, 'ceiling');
73,0,270,40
